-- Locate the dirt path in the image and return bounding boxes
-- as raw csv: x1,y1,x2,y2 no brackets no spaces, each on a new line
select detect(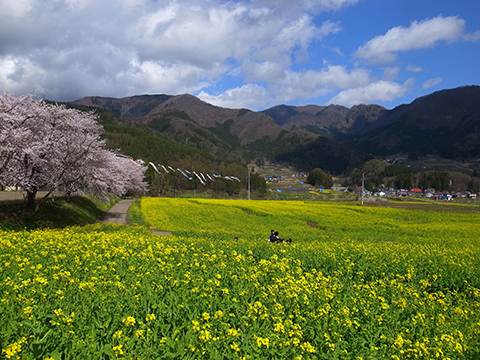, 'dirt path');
102,199,136,224
102,199,172,236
